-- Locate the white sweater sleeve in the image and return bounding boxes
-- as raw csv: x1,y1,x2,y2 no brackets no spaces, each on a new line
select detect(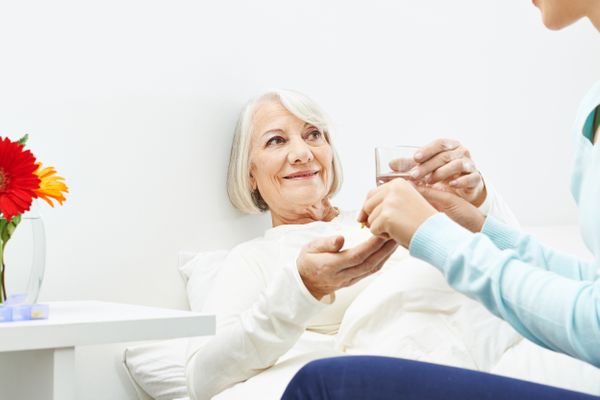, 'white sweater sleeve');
185,245,327,400
477,176,520,228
